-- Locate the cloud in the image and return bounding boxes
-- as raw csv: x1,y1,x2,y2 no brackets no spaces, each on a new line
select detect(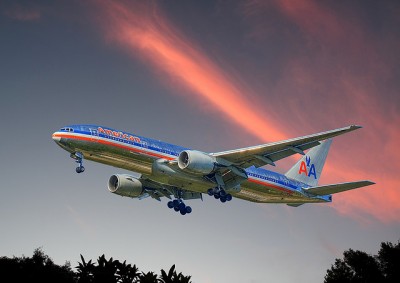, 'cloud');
91,0,287,141
66,205,96,238
4,4,41,21
242,0,400,223
90,0,400,223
